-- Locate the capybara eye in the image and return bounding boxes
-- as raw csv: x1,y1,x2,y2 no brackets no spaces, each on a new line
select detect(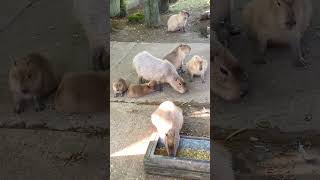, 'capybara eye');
277,1,281,6
220,67,229,76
